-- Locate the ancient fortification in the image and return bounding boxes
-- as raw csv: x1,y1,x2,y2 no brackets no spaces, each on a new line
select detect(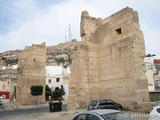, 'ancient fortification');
0,41,79,105
16,43,46,105
68,7,150,110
